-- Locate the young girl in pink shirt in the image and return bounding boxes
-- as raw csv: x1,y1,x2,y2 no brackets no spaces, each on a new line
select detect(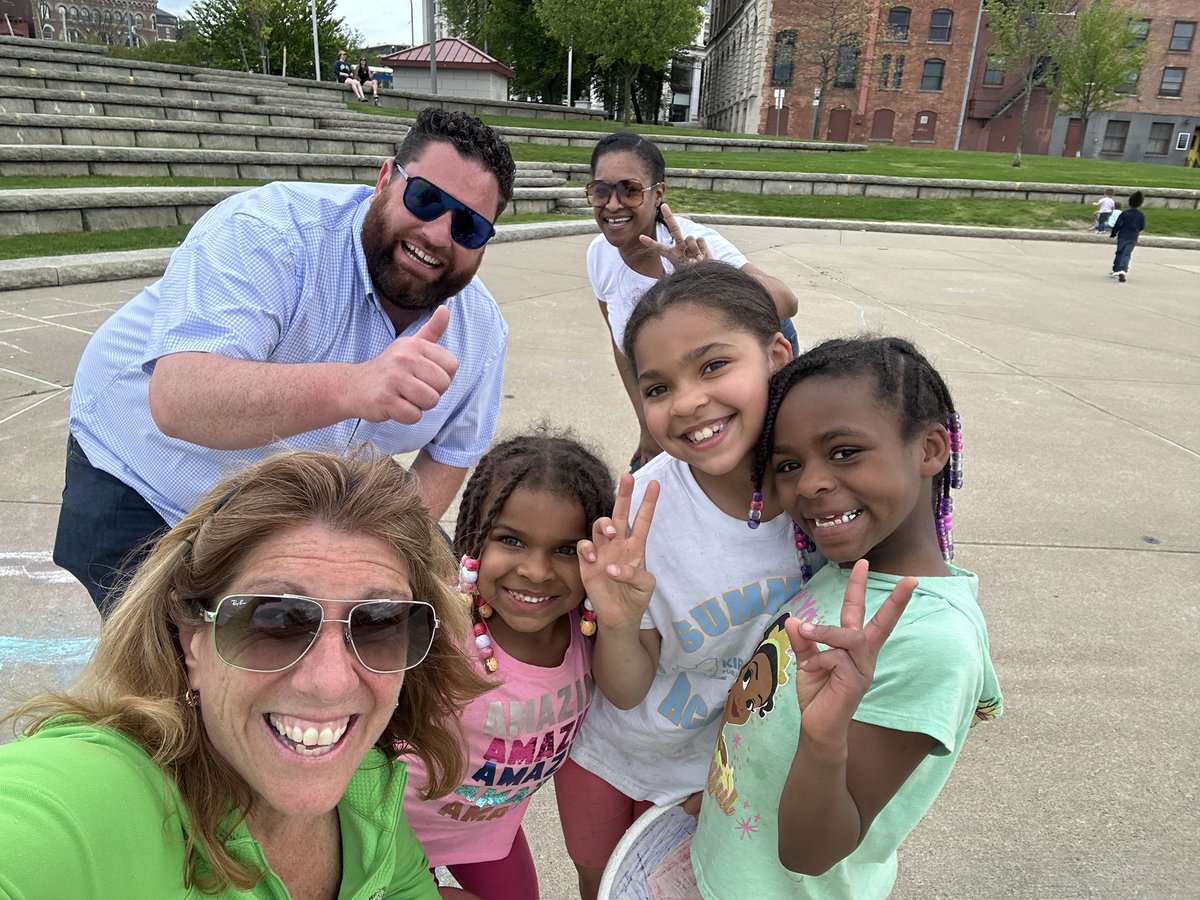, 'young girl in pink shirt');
401,428,614,900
